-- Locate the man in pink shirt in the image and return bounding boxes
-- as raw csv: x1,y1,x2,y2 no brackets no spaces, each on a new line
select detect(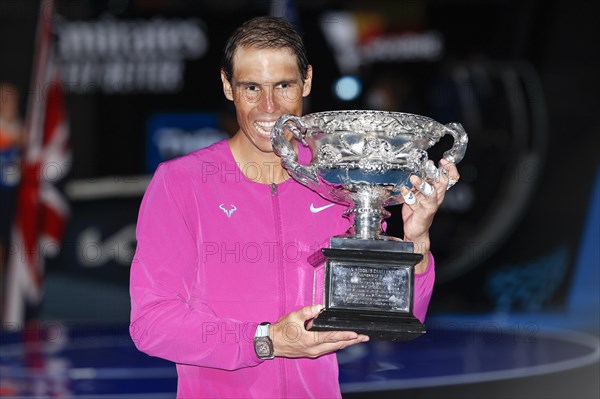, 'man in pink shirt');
130,16,460,398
